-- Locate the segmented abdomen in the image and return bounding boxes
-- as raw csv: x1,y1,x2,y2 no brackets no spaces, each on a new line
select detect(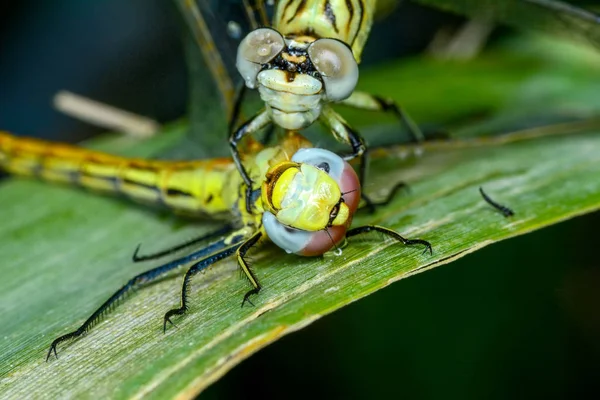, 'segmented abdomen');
0,132,239,217
274,0,375,62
